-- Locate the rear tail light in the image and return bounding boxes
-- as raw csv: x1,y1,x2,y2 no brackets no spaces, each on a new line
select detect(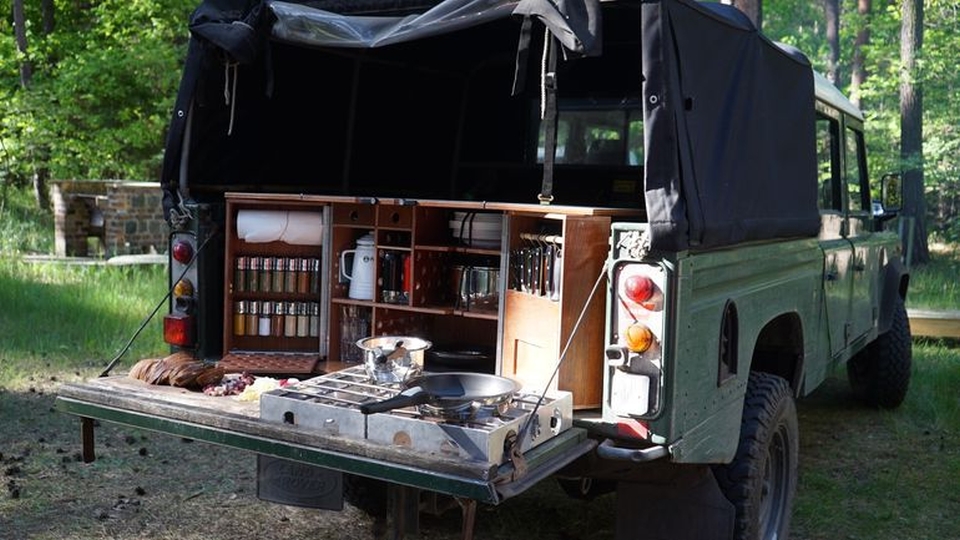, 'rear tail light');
167,232,198,348
605,260,667,429
164,313,195,347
